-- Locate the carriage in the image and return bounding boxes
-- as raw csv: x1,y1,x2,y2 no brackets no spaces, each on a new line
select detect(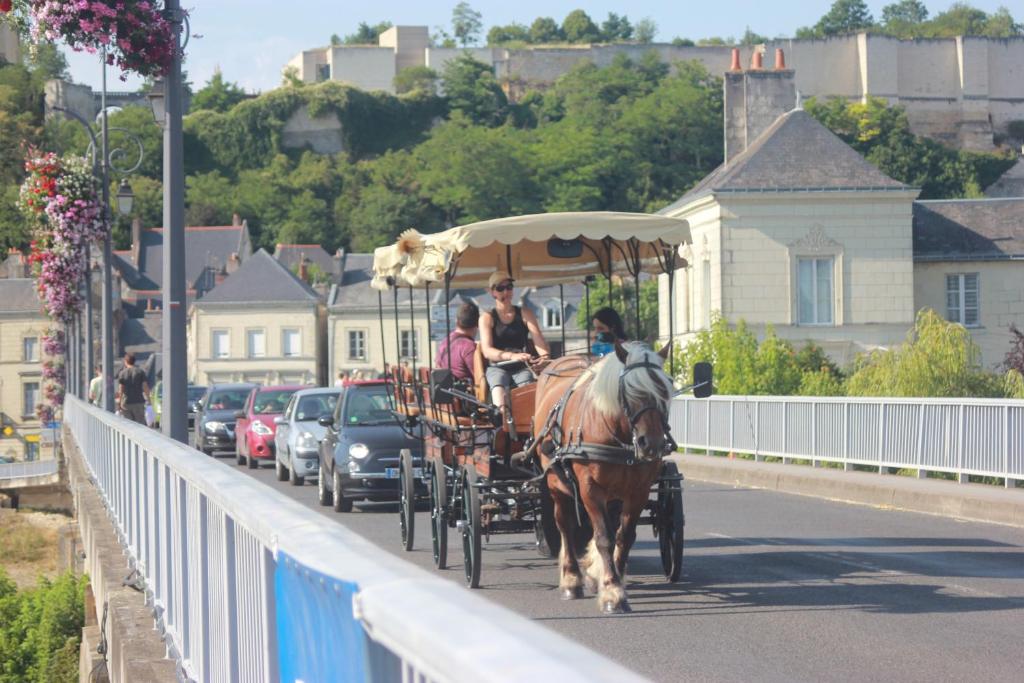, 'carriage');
371,212,711,606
